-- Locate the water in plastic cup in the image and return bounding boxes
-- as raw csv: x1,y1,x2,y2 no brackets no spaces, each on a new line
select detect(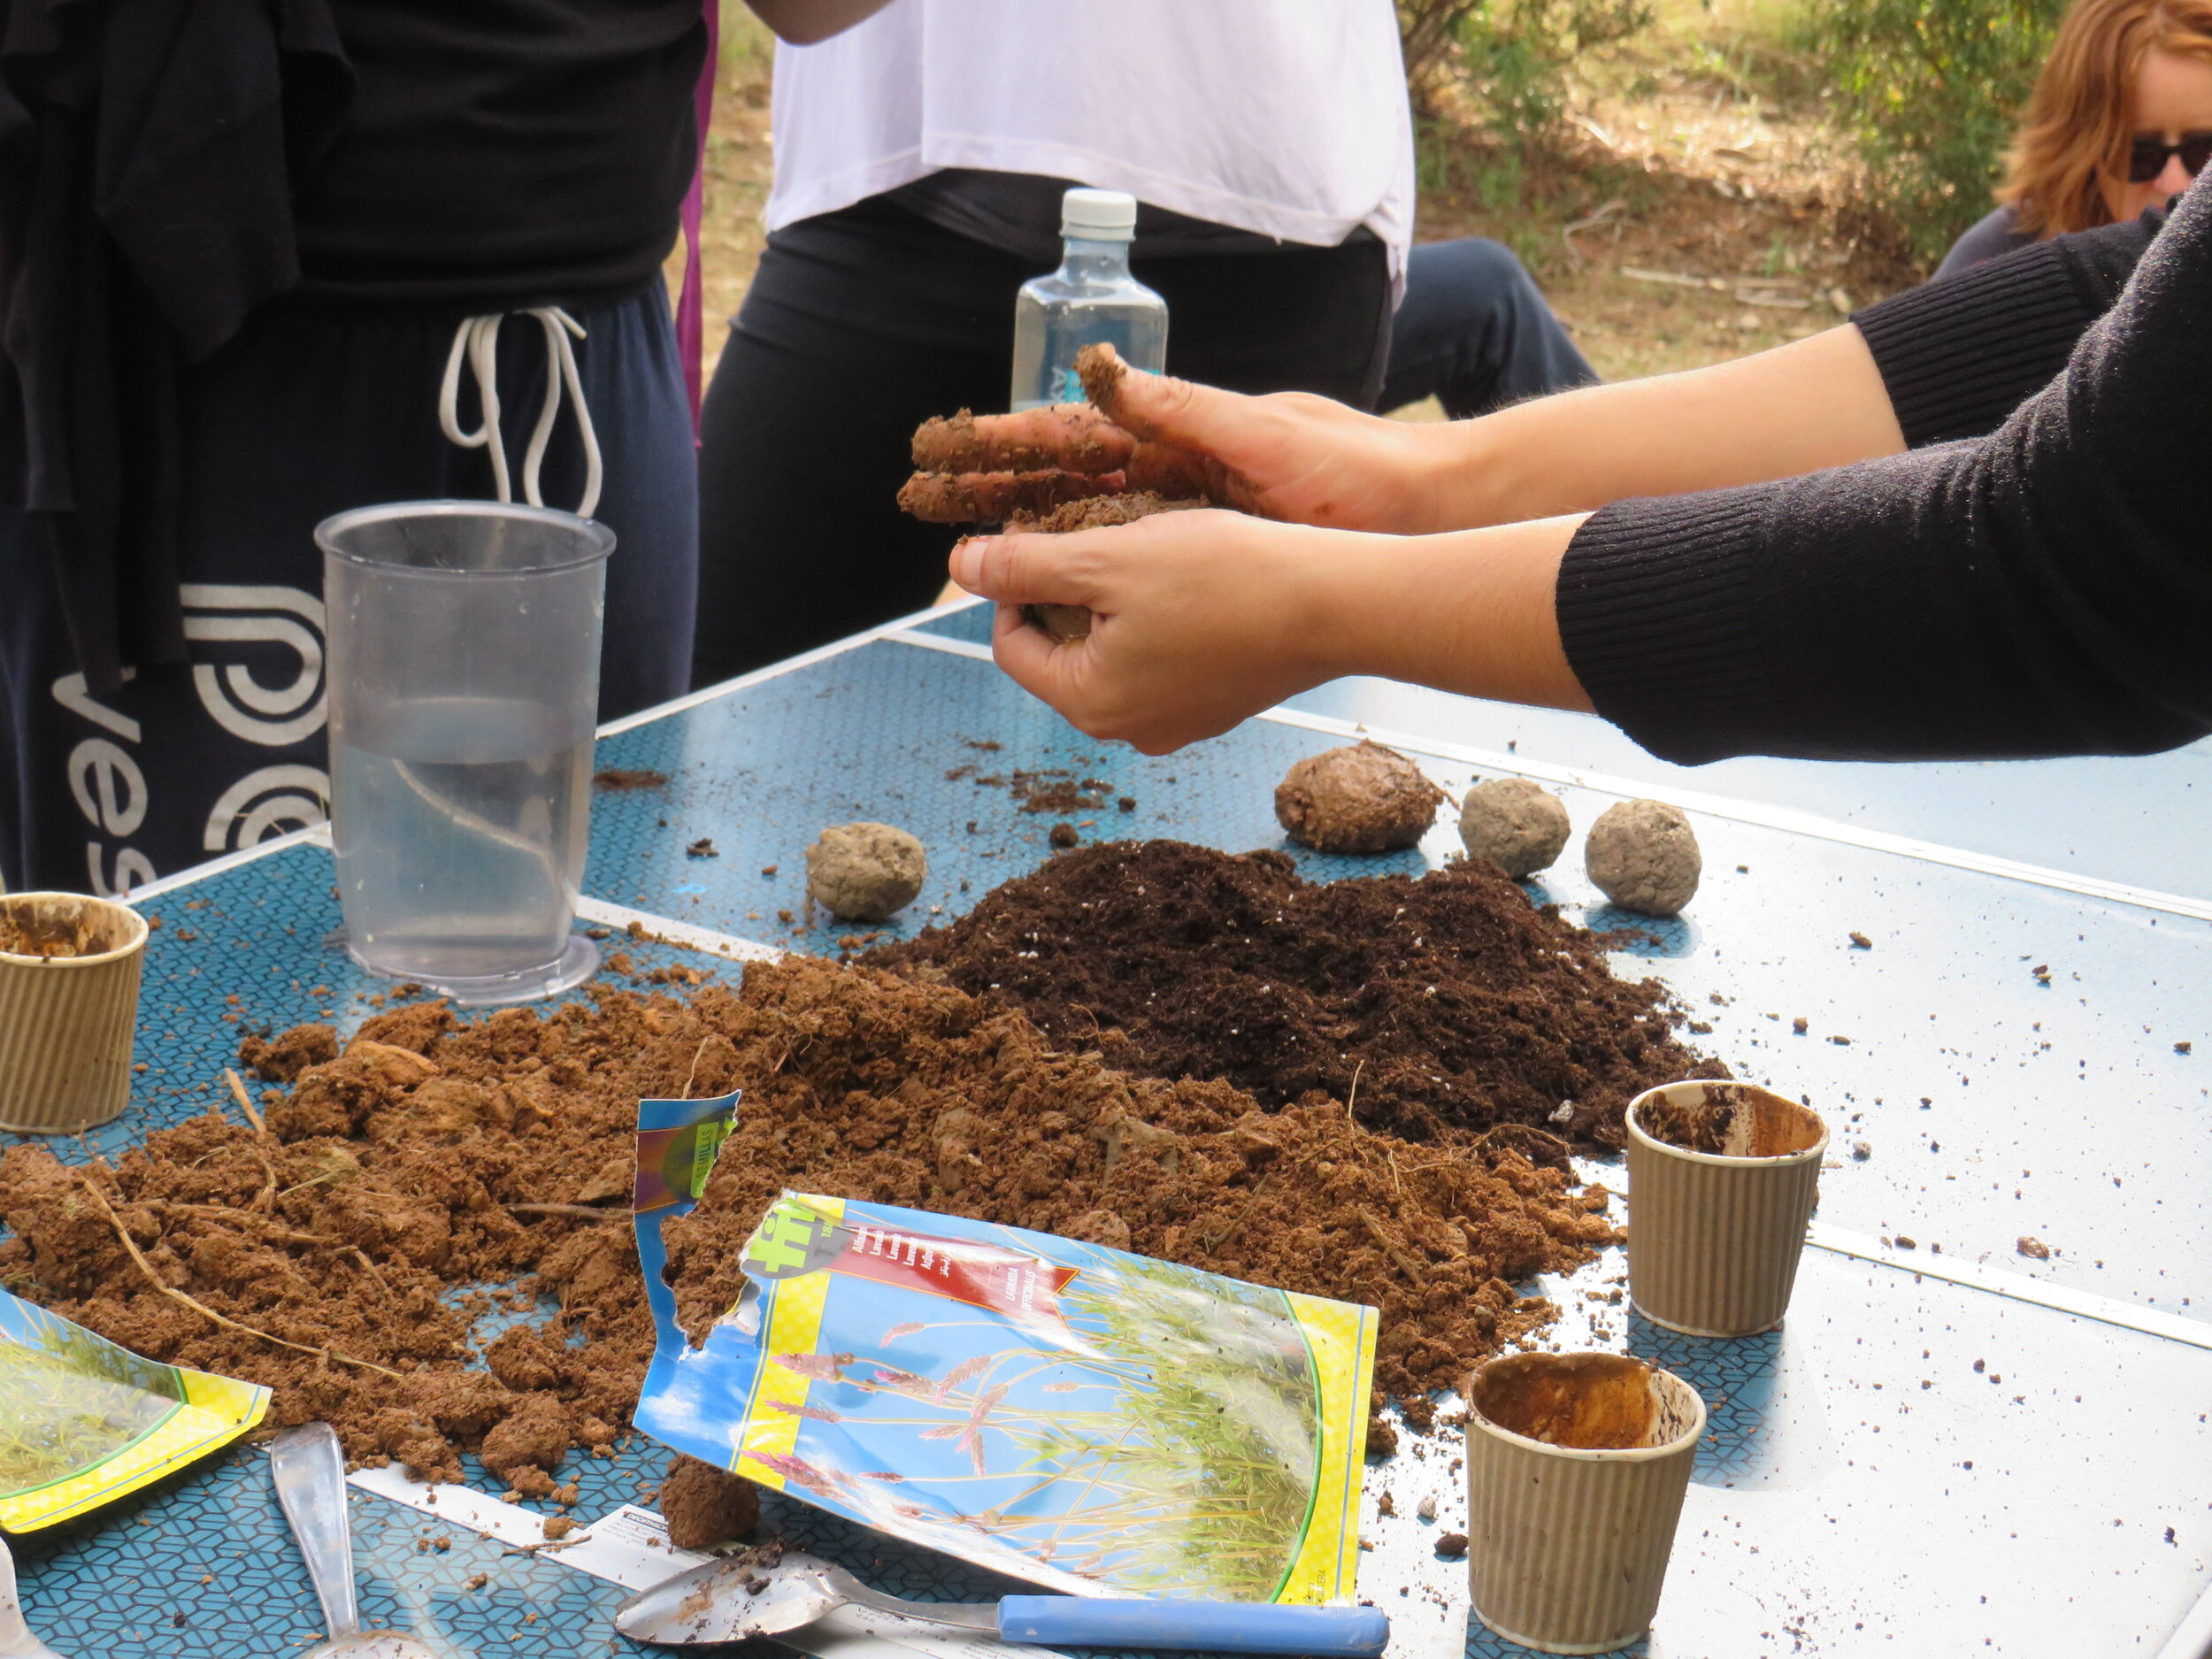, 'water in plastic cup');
318,502,611,1005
